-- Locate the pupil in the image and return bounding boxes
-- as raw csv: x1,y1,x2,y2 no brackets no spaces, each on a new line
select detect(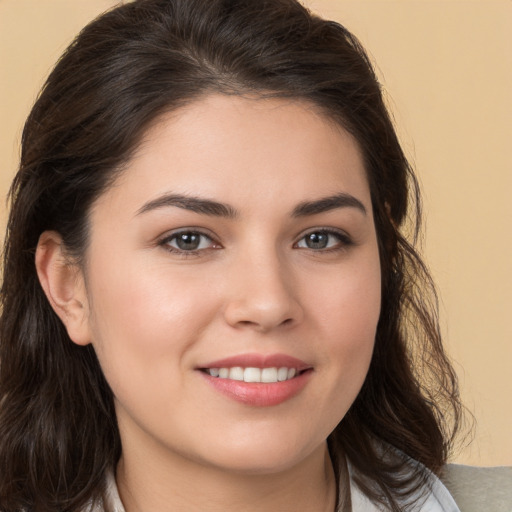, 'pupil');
176,233,200,250
306,233,328,249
